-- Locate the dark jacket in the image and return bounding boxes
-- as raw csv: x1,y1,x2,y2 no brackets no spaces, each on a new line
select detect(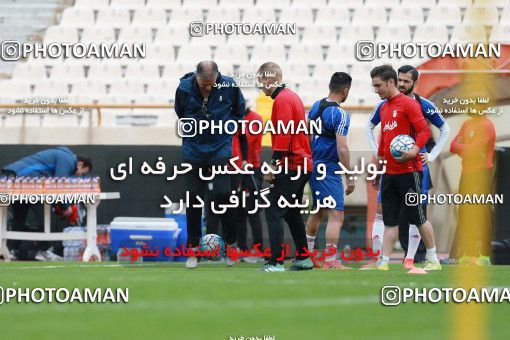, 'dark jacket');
175,71,246,162
3,146,77,177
